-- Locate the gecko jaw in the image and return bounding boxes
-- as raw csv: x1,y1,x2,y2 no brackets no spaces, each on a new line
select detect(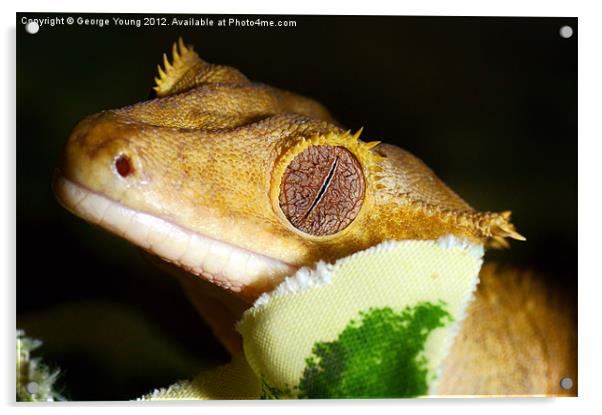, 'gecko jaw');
53,175,296,298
